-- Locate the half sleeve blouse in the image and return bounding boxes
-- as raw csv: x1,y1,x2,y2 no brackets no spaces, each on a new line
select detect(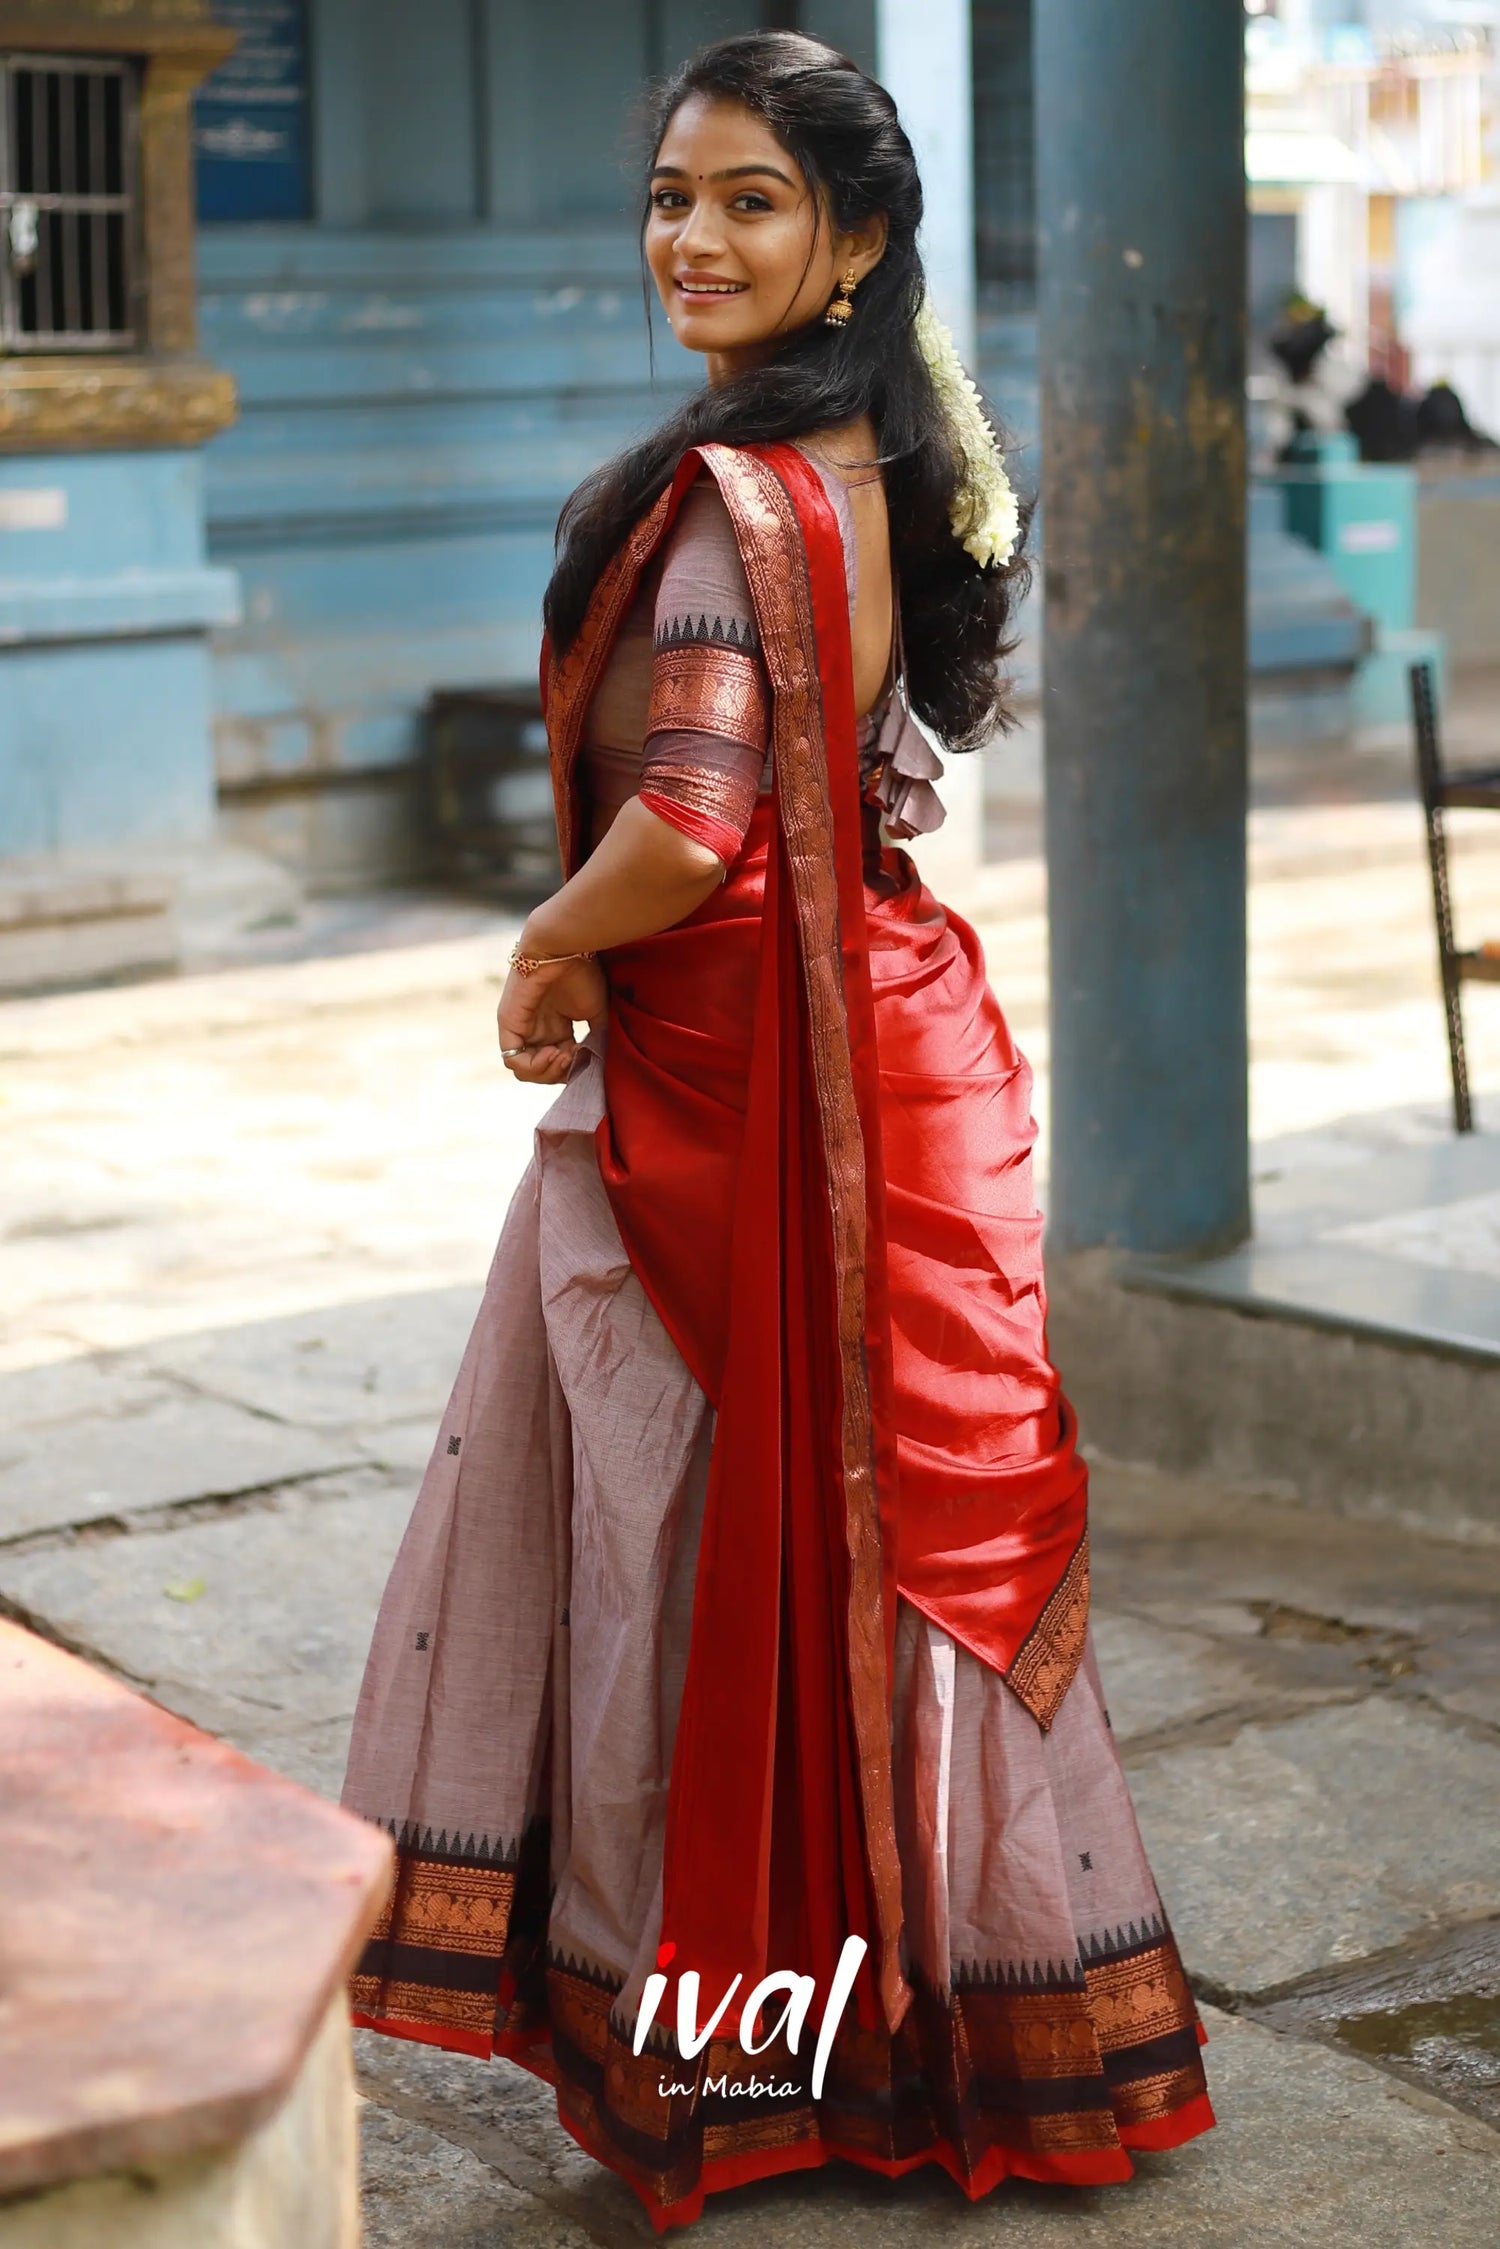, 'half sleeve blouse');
635,474,775,866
